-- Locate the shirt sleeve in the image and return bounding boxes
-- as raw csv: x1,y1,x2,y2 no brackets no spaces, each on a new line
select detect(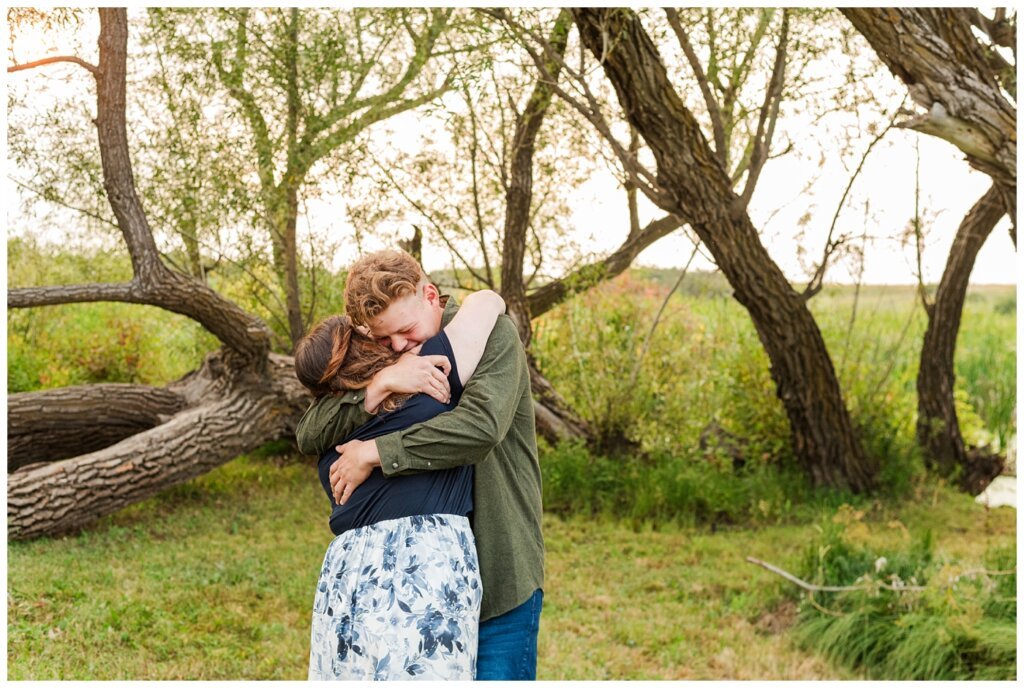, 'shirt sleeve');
374,316,526,476
294,389,374,456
